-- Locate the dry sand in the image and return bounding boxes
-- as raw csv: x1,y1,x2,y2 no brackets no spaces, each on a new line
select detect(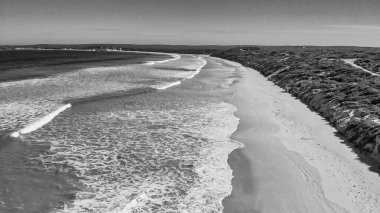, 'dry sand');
217,58,380,213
